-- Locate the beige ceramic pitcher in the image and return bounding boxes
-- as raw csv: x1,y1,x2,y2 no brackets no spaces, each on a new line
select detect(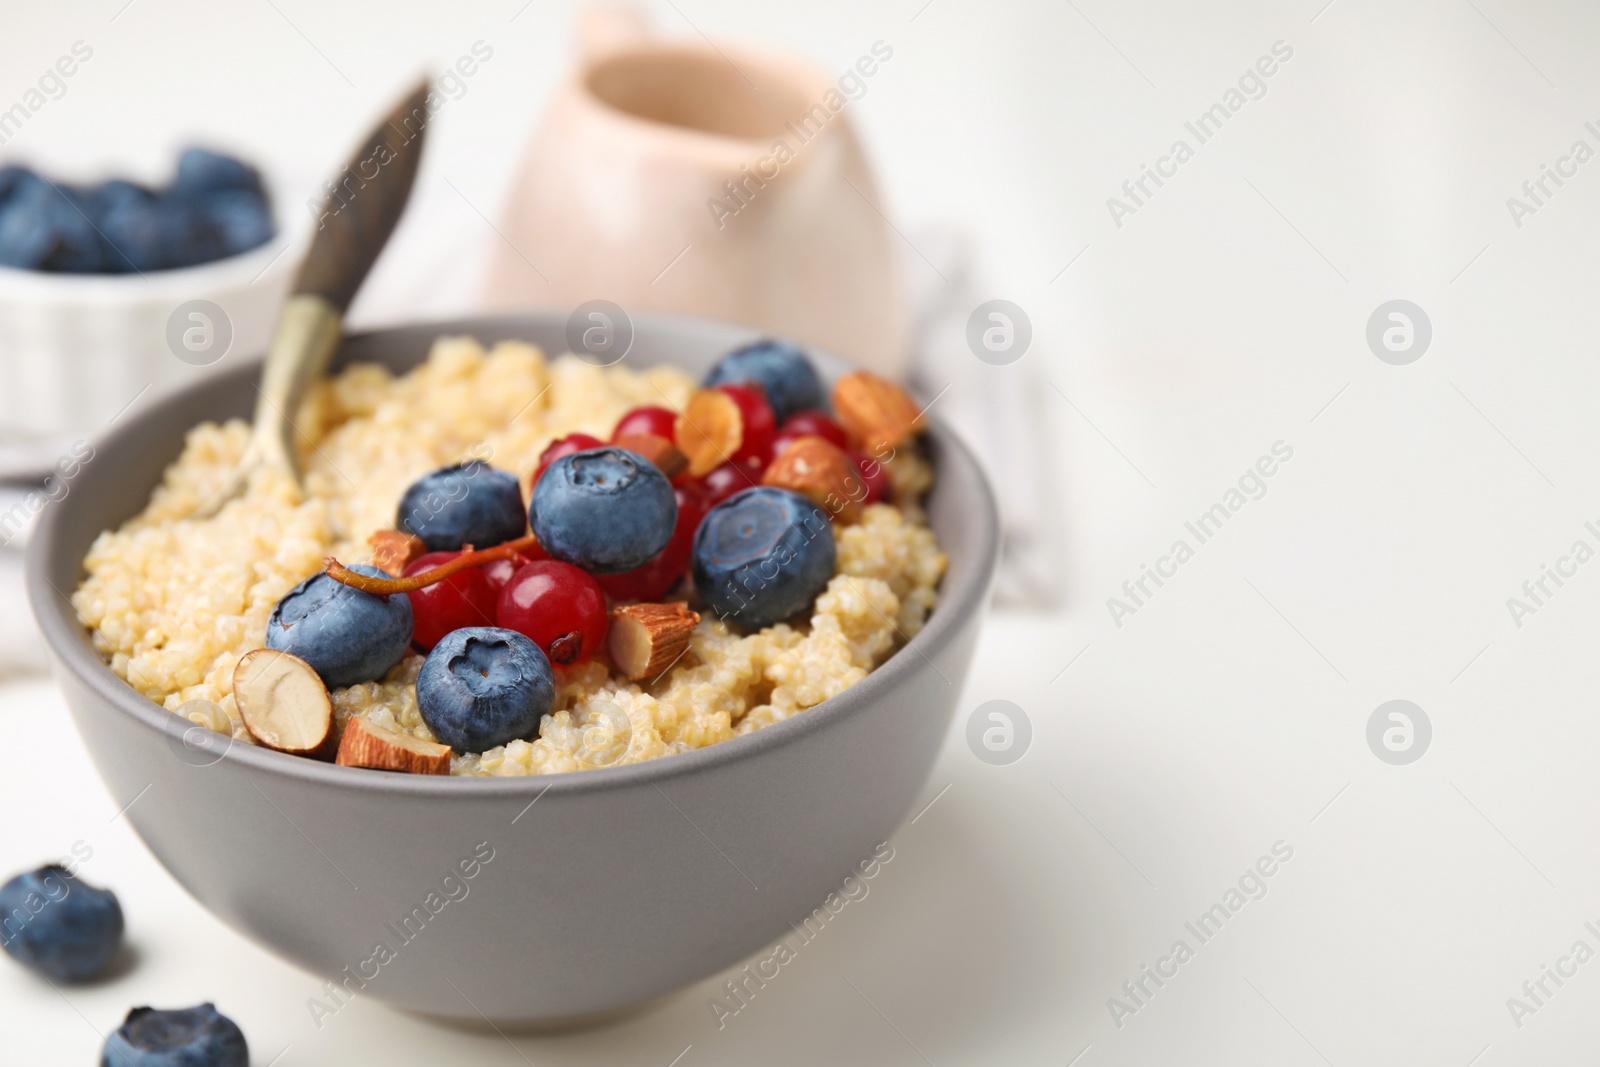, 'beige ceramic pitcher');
482,7,908,376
